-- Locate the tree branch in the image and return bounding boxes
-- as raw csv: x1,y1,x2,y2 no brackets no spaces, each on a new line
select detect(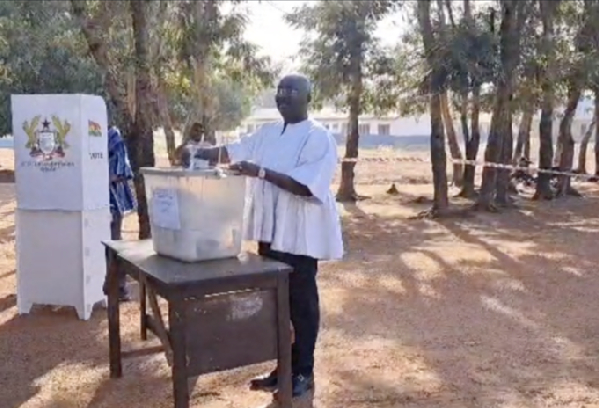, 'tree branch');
70,0,132,125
